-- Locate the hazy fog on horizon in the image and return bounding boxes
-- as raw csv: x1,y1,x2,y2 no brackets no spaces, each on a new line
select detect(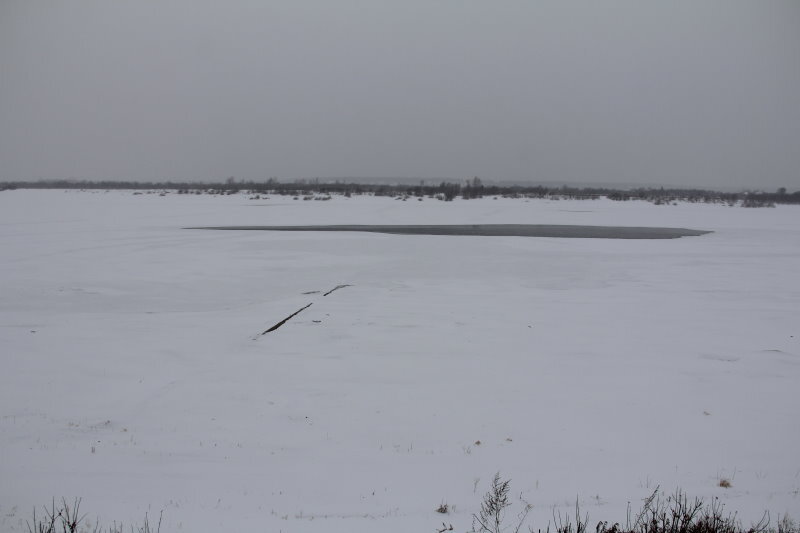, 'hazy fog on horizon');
1,1,798,190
